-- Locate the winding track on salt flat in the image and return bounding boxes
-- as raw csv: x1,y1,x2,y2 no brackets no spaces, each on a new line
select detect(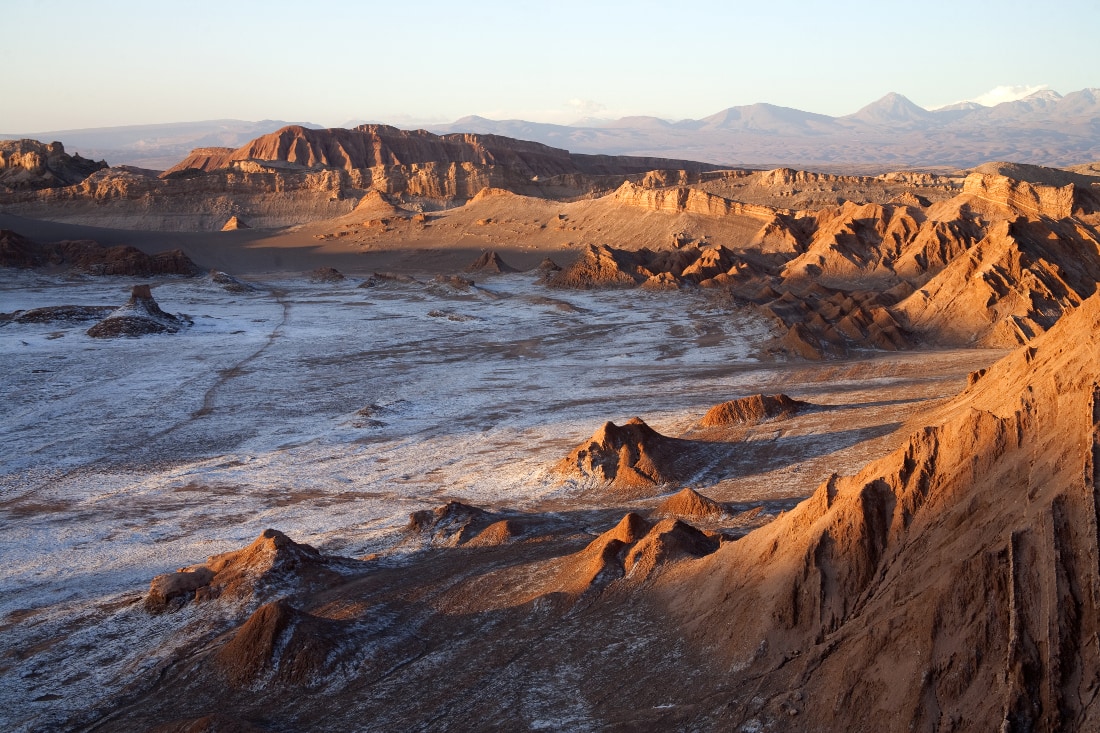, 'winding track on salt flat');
189,286,290,420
